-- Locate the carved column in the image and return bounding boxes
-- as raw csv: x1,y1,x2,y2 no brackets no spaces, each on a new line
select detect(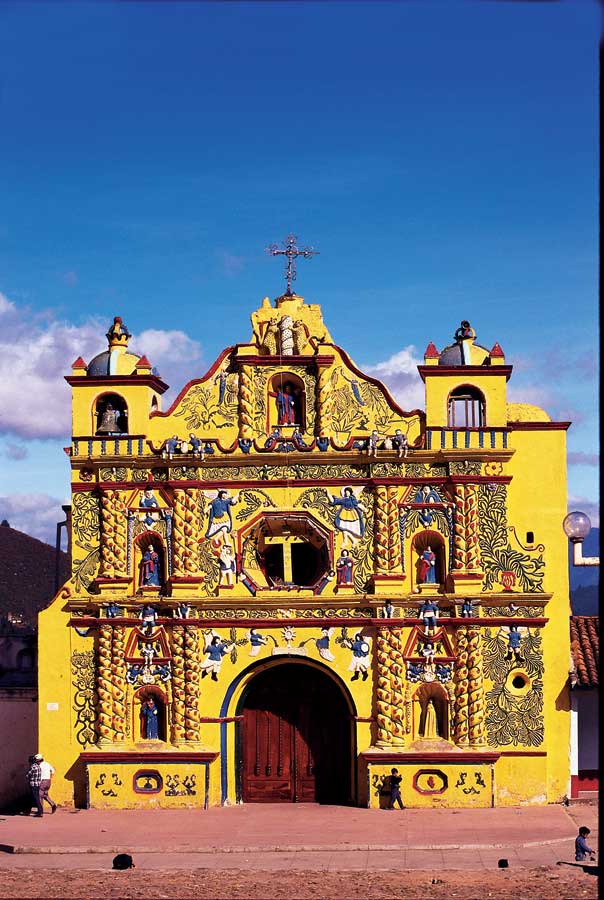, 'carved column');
387,486,401,571
315,366,333,436
173,489,201,577
170,625,187,743
375,627,405,747
111,624,127,741
374,487,389,575
453,626,470,746
467,626,487,746
113,491,129,576
453,484,467,571
465,485,480,570
99,490,117,577
97,624,114,743
238,364,254,439
184,626,201,742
